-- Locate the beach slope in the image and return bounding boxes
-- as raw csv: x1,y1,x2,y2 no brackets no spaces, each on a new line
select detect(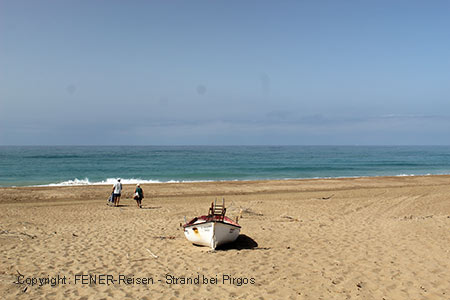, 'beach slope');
1,175,449,299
